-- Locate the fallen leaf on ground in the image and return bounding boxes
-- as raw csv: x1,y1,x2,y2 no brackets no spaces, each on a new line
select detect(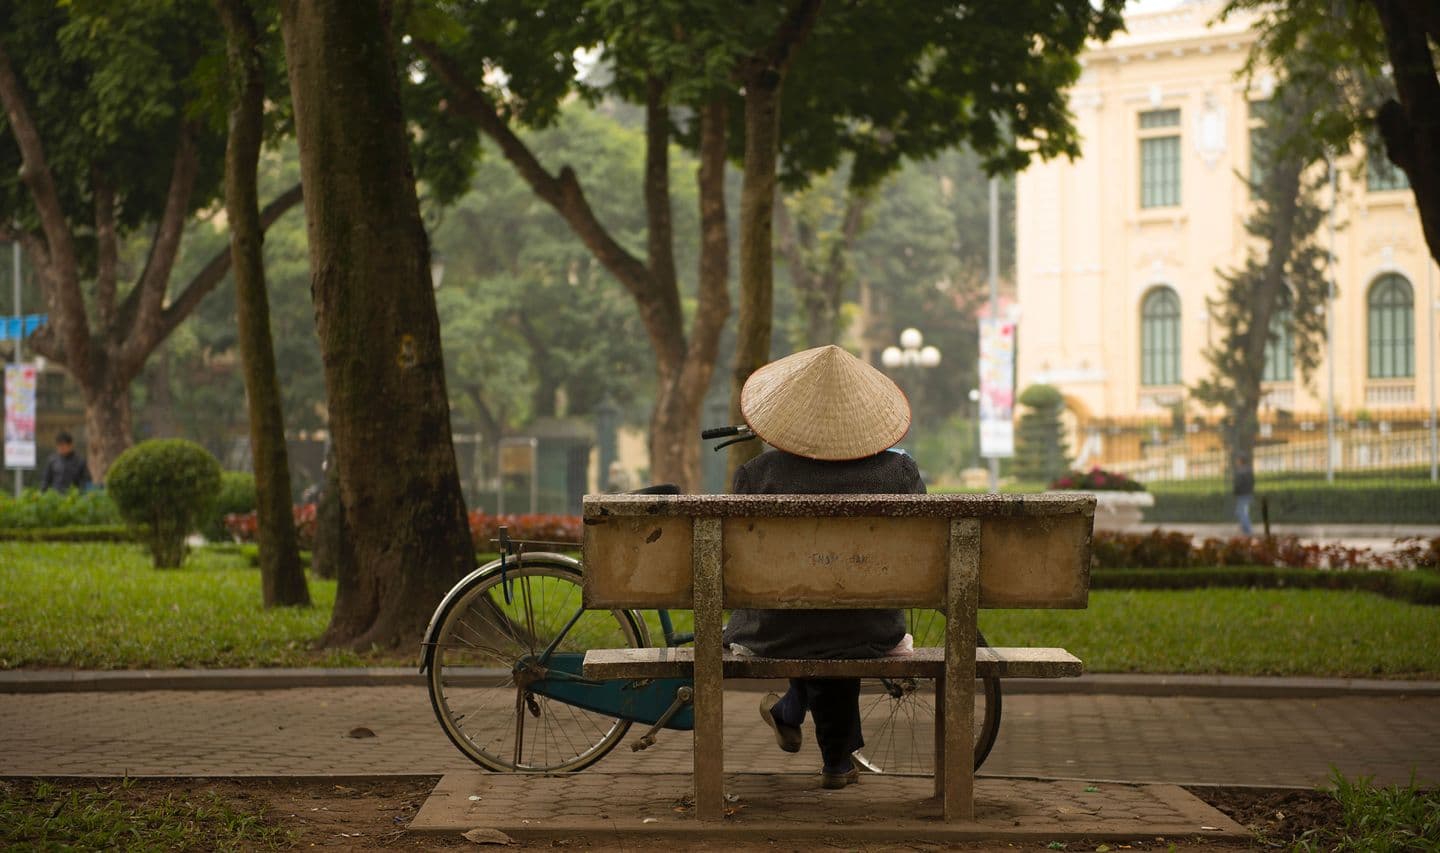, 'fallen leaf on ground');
346,727,376,739
462,828,515,845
